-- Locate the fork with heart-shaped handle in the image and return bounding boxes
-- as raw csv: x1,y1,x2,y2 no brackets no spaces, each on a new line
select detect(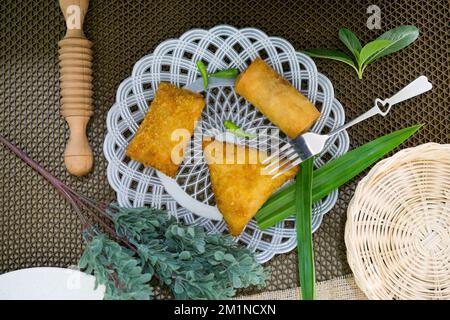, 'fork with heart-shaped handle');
265,76,433,178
